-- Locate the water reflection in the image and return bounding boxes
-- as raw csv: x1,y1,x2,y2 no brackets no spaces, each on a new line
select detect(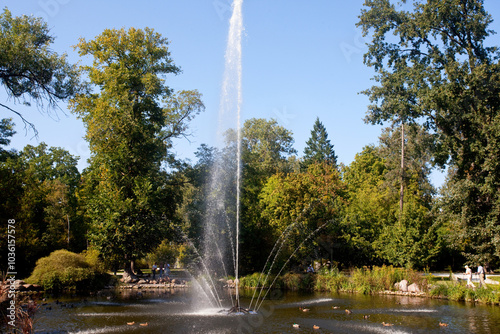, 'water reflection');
33,289,500,334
